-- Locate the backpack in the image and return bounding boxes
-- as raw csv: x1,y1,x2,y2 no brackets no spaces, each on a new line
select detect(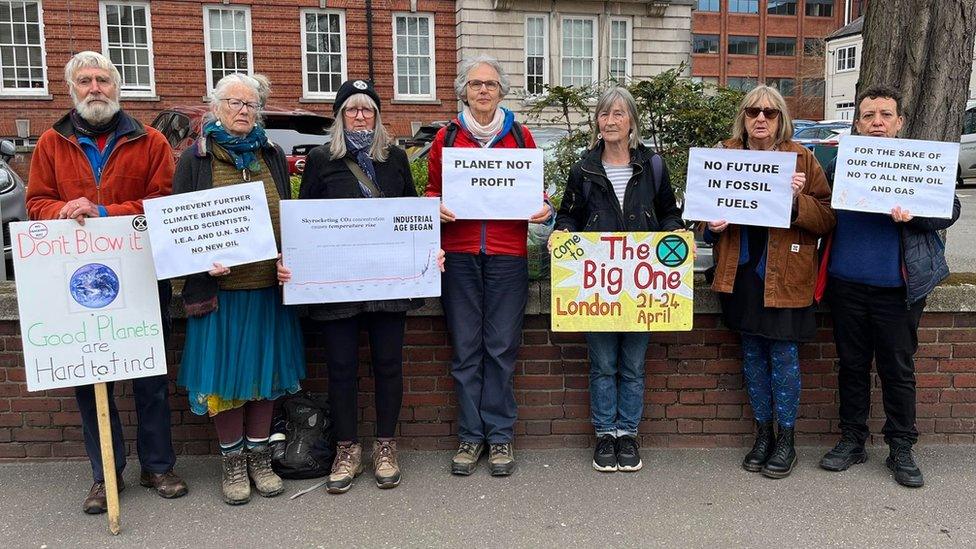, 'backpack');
270,392,335,479
443,120,526,148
